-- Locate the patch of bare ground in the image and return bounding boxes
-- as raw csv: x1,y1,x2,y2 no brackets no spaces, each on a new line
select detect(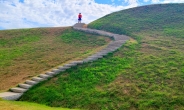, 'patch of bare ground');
0,27,111,91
